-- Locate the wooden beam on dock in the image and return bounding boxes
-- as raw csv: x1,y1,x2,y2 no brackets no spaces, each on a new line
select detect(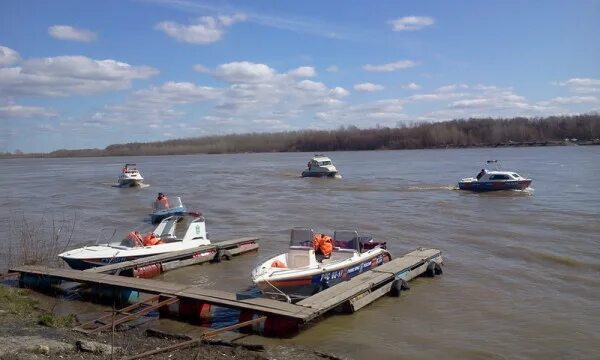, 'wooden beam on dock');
10,265,313,321
297,248,442,320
